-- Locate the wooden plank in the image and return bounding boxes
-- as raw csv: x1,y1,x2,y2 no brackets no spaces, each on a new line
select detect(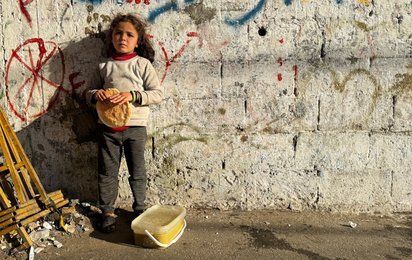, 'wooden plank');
15,206,41,221
0,109,49,203
48,190,63,197
16,227,32,249
55,199,69,208
0,206,16,218
0,223,17,236
0,218,13,229
15,203,40,217
0,127,28,203
0,186,12,210
17,198,37,209
0,164,8,173
0,162,24,173
0,212,13,223
50,194,64,203
20,209,51,226
0,108,70,250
